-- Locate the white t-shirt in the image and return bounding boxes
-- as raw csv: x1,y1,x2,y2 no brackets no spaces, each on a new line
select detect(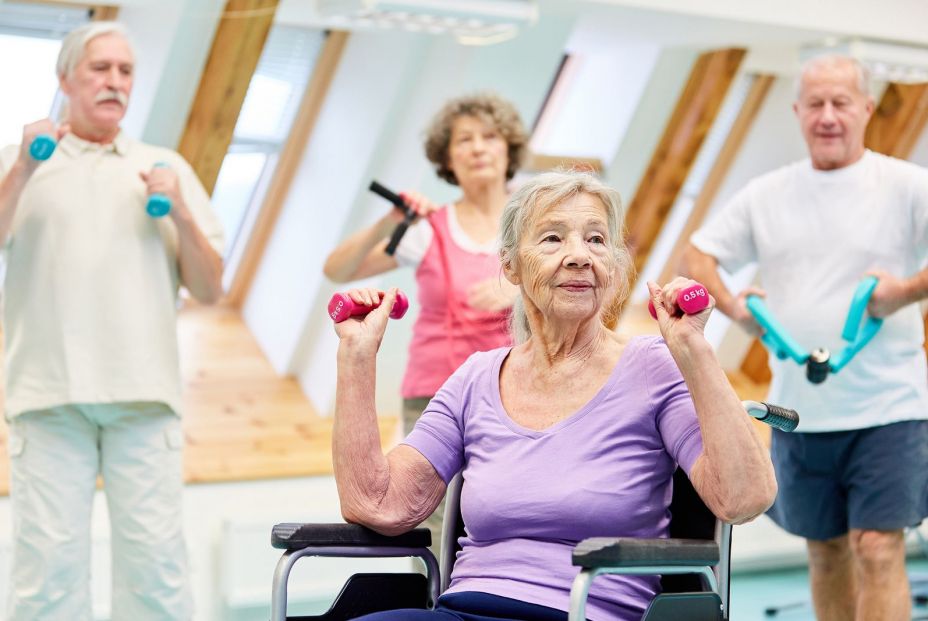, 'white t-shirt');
692,150,928,431
0,131,225,418
393,203,497,268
